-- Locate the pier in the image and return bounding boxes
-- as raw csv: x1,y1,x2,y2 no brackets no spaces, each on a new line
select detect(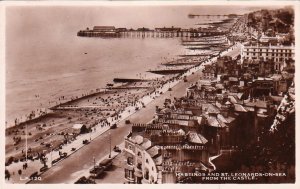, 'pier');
77,26,229,39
